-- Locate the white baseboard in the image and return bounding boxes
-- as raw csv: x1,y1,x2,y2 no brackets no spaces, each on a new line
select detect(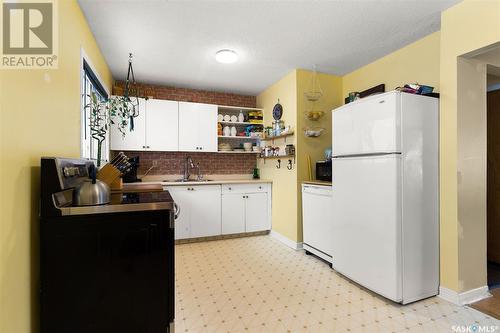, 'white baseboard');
439,286,491,305
270,230,303,250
